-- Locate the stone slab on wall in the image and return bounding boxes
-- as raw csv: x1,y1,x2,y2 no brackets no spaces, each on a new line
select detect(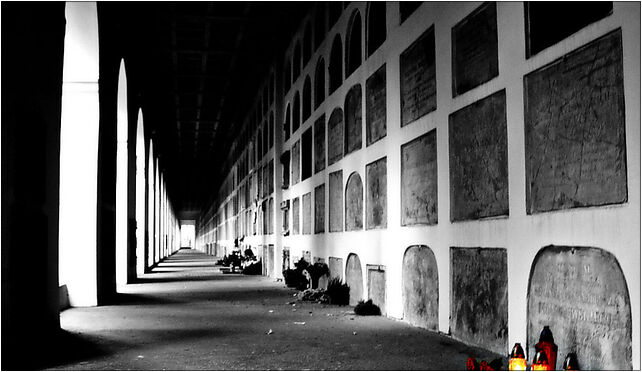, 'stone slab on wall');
345,172,364,231
402,245,439,330
450,247,508,354
292,197,300,234
282,247,290,271
452,2,498,96
366,64,387,145
302,192,311,234
366,157,387,229
401,130,438,226
292,139,300,185
449,89,508,222
327,108,344,166
346,254,363,306
525,30,627,214
268,160,274,195
527,246,632,370
314,114,326,174
345,84,362,155
400,25,436,126
314,183,325,233
267,244,274,277
329,170,344,232
329,256,344,280
367,265,386,315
